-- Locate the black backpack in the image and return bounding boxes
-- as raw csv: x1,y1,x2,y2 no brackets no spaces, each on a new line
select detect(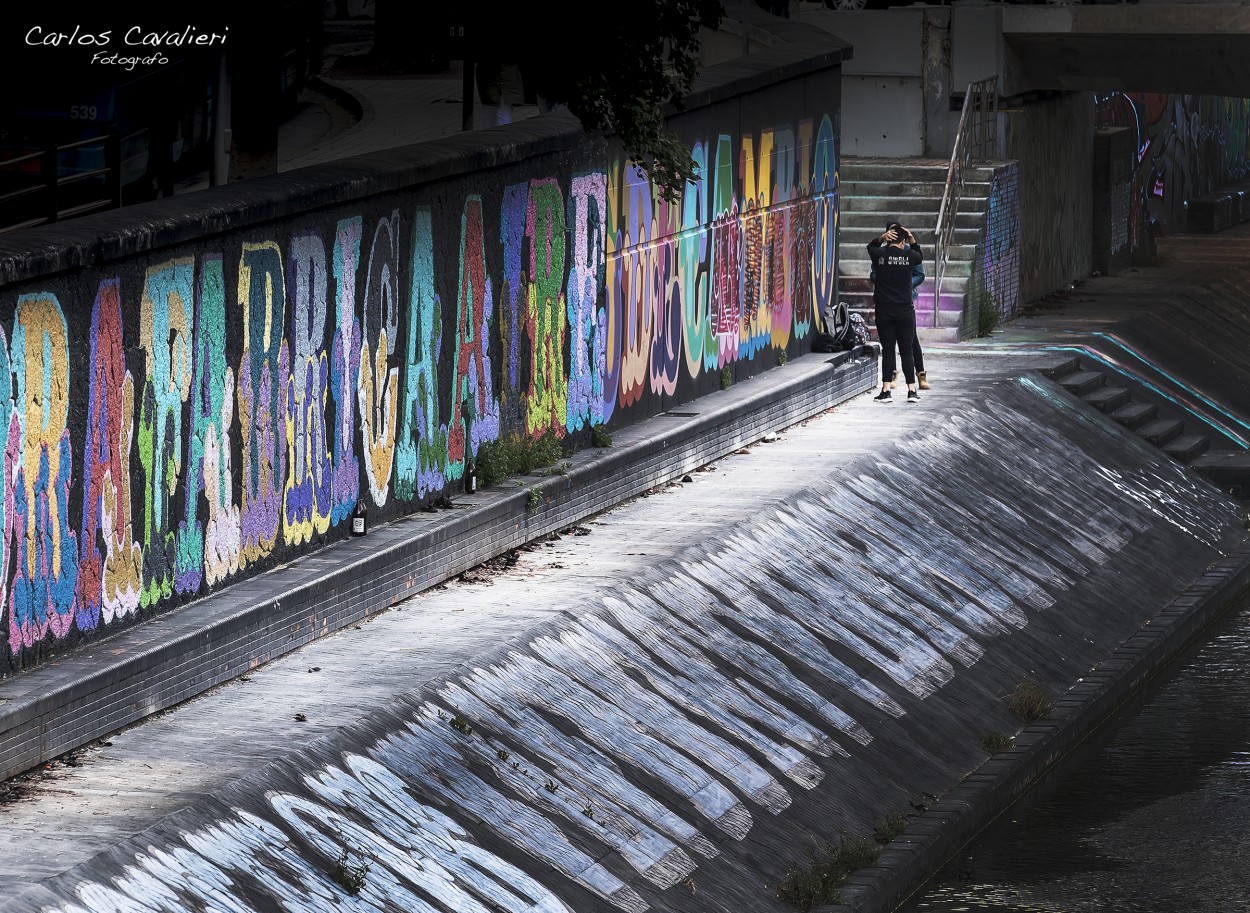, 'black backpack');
813,302,850,352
